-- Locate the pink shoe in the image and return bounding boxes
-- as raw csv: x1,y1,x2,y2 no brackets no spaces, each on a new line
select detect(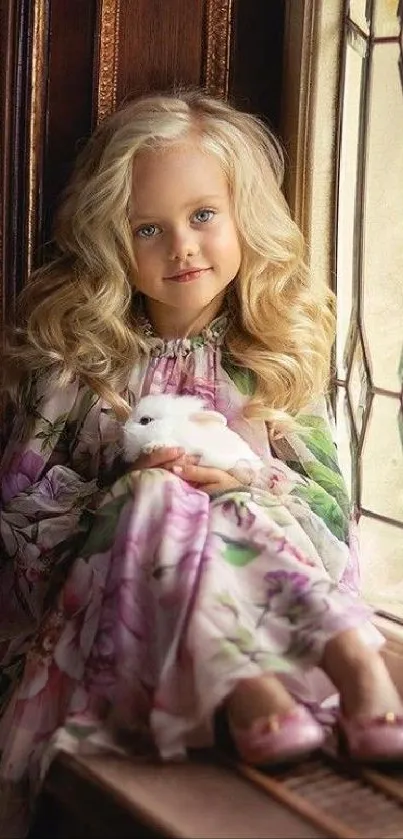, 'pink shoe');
338,711,403,763
229,706,325,766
